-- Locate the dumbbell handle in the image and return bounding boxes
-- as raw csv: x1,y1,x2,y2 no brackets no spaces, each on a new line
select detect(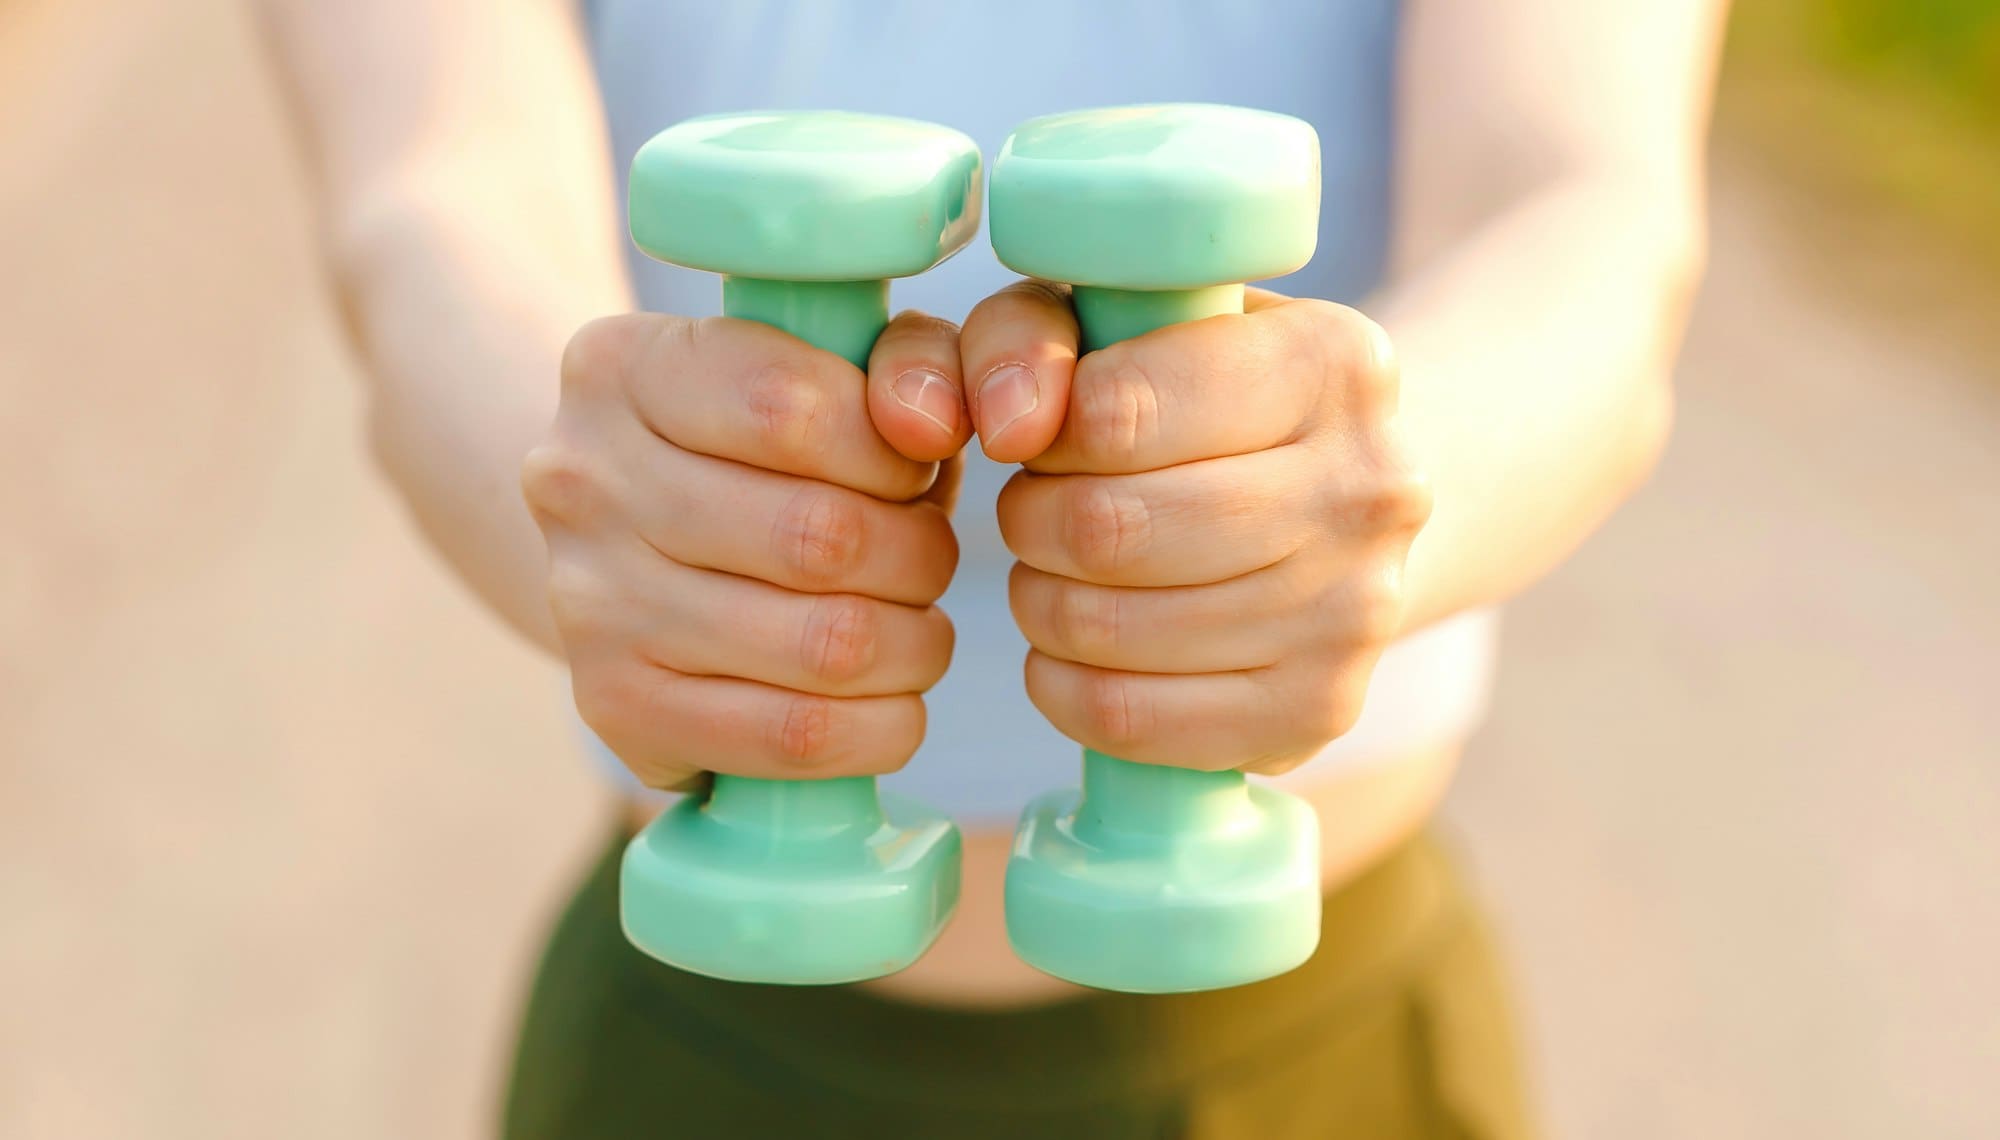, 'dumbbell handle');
724,277,889,372
700,275,893,842
1071,283,1242,352
713,277,1257,844
1067,282,1264,845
